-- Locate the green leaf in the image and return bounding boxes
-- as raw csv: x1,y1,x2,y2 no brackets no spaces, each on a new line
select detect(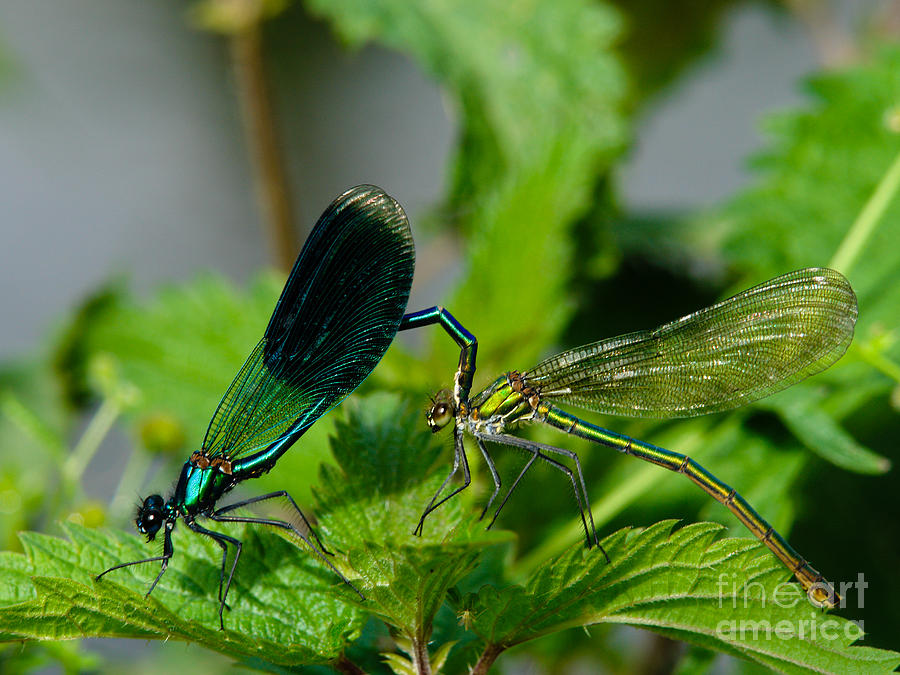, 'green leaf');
0,523,364,666
0,395,513,669
428,638,457,672
315,395,509,642
762,386,890,474
305,0,624,178
0,391,895,672
469,521,900,673
382,635,456,675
